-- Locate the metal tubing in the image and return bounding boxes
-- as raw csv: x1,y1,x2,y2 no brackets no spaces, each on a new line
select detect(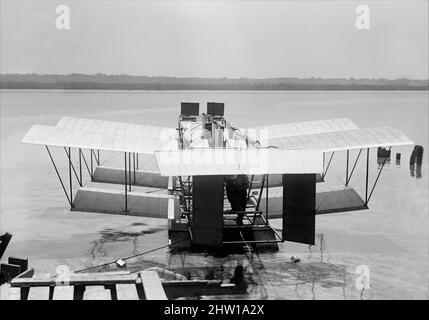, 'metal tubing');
64,147,82,187
92,149,99,166
90,149,93,179
266,174,269,226
45,146,72,206
222,239,282,244
346,150,349,186
365,148,370,203
136,153,139,170
323,152,335,178
133,153,136,185
128,152,131,191
68,147,73,207
367,146,391,204
223,224,268,229
247,174,254,198
267,225,284,242
79,148,82,185
323,152,325,172
346,148,362,185
124,152,128,212
80,150,93,179
255,174,266,211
